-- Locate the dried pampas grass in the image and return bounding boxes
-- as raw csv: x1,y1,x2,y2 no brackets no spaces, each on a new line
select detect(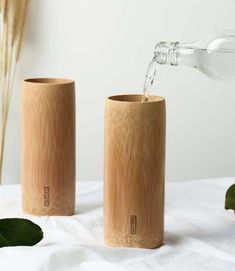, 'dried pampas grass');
0,0,29,184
